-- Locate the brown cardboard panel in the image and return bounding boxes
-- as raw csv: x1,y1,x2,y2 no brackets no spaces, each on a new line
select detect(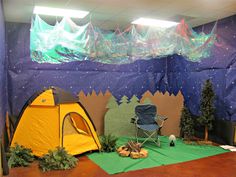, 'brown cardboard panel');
78,90,183,136
140,91,184,136
78,90,111,135
153,92,183,136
